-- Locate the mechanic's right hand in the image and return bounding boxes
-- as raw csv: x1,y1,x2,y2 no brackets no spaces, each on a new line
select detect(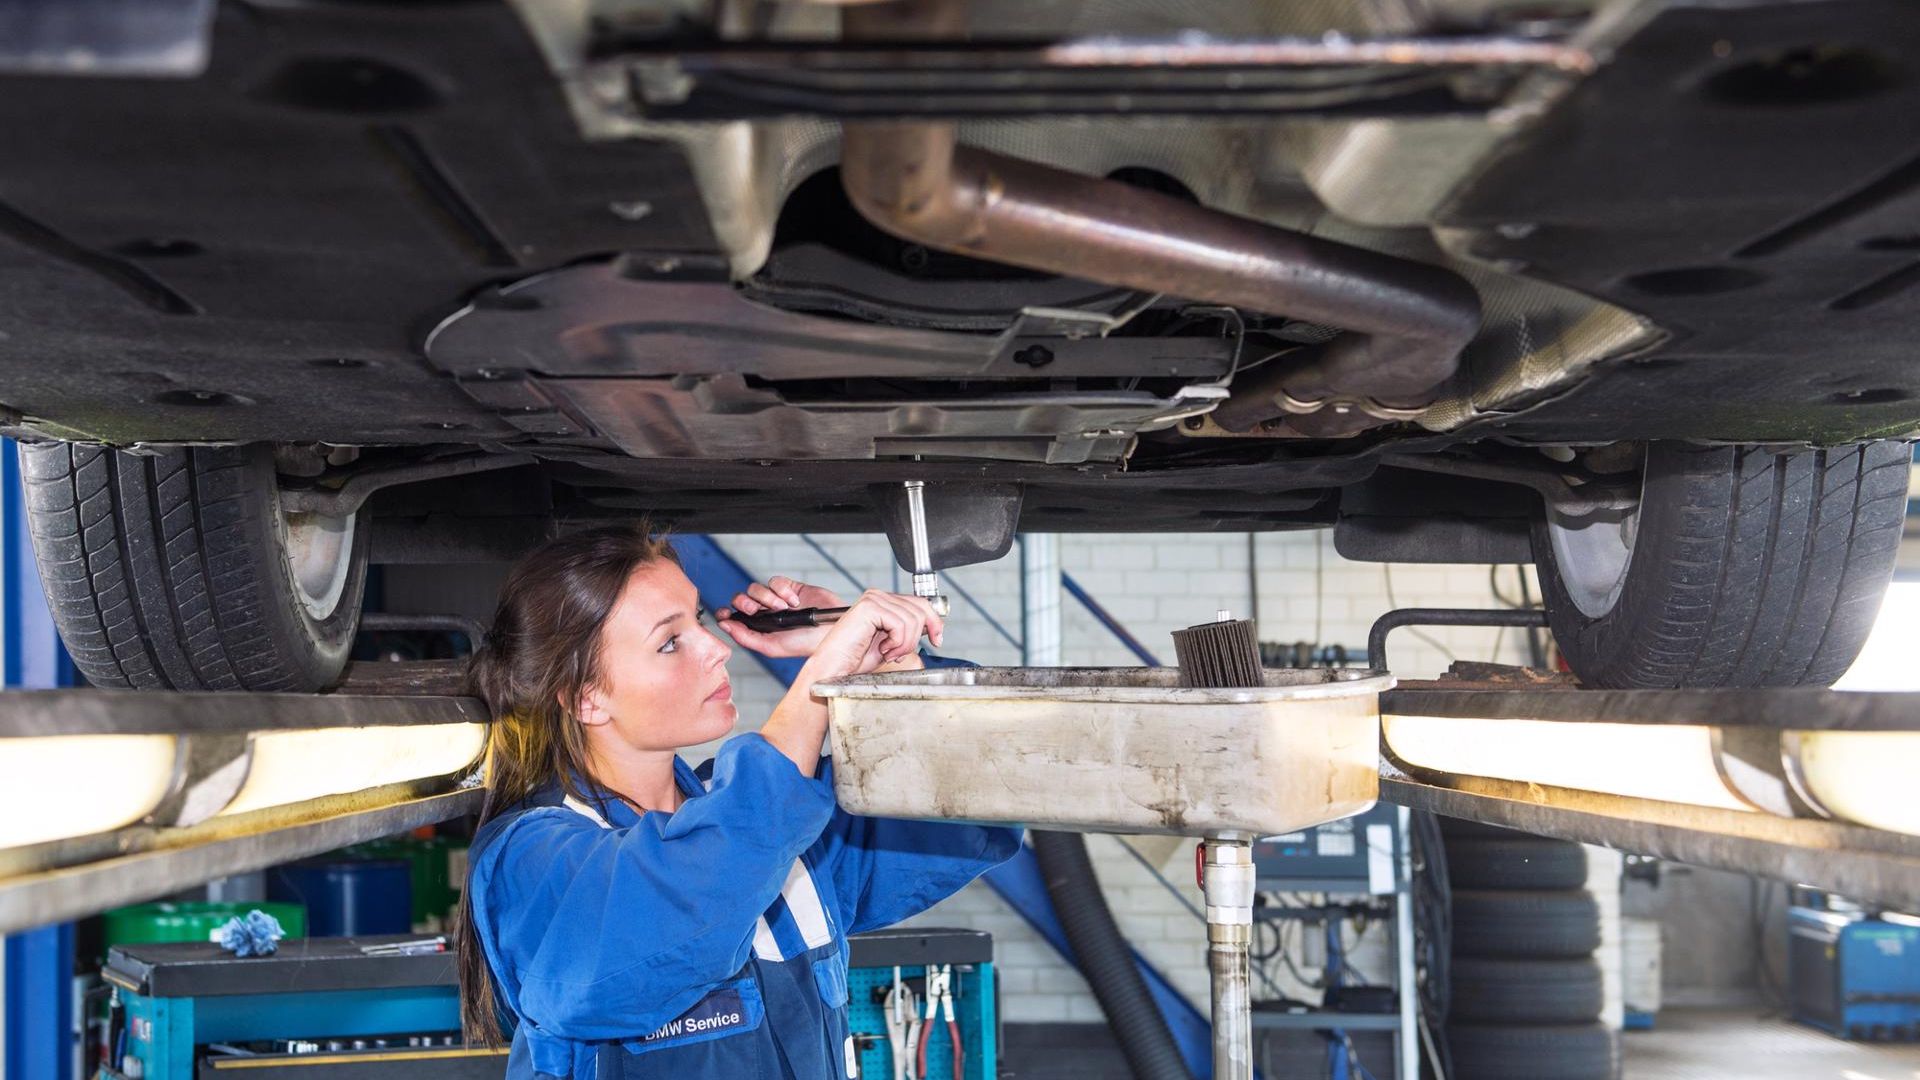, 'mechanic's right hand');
801,589,945,683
